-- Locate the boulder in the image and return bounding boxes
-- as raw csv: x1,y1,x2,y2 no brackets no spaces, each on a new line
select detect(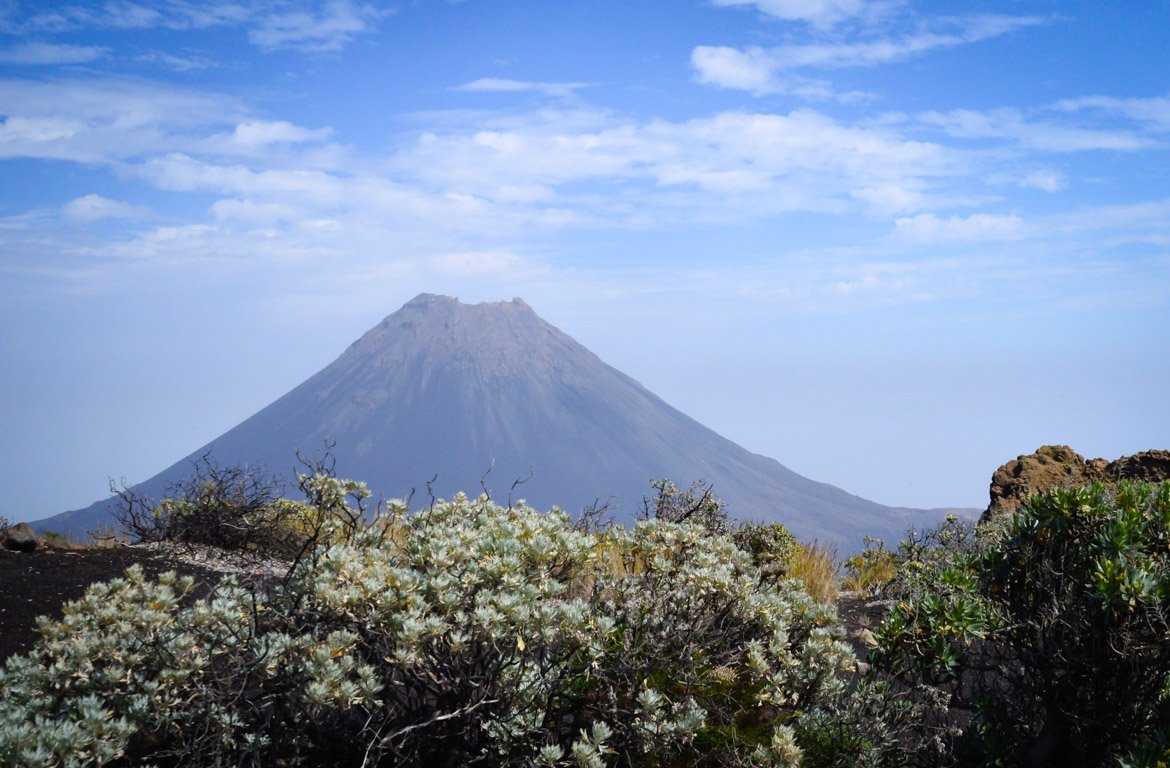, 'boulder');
1,522,39,552
983,446,1170,522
